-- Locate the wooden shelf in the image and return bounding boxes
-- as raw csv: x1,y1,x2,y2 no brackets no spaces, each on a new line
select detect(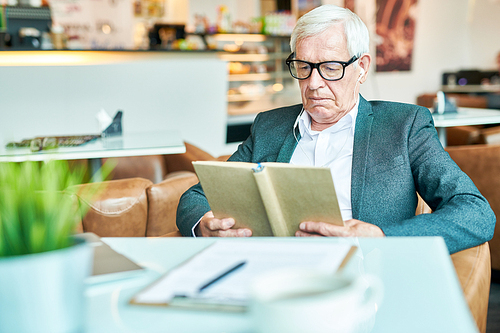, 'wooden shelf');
228,73,273,81
217,52,289,62
227,93,274,102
